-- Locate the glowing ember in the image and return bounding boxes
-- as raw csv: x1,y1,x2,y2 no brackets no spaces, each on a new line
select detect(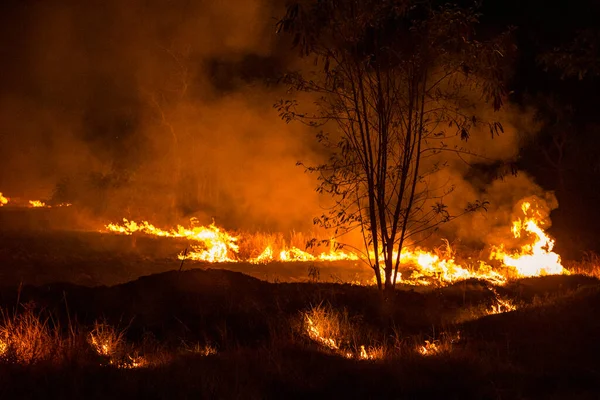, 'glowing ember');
0,193,8,206
418,332,461,356
487,288,517,315
28,200,46,208
490,201,568,277
303,306,382,360
418,340,441,356
304,312,340,351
